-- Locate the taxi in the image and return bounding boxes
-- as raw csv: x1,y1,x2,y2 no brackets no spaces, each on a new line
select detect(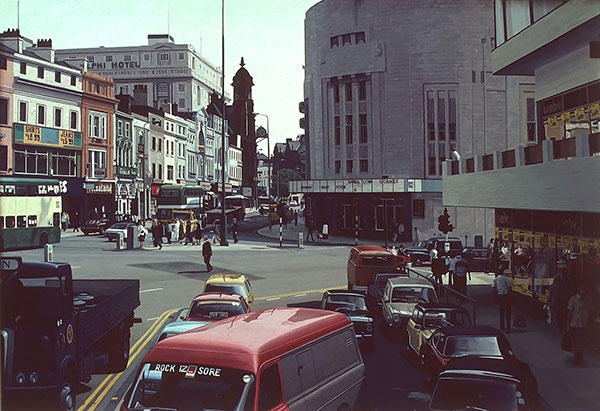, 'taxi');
406,303,471,356
184,293,249,322
204,273,254,310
